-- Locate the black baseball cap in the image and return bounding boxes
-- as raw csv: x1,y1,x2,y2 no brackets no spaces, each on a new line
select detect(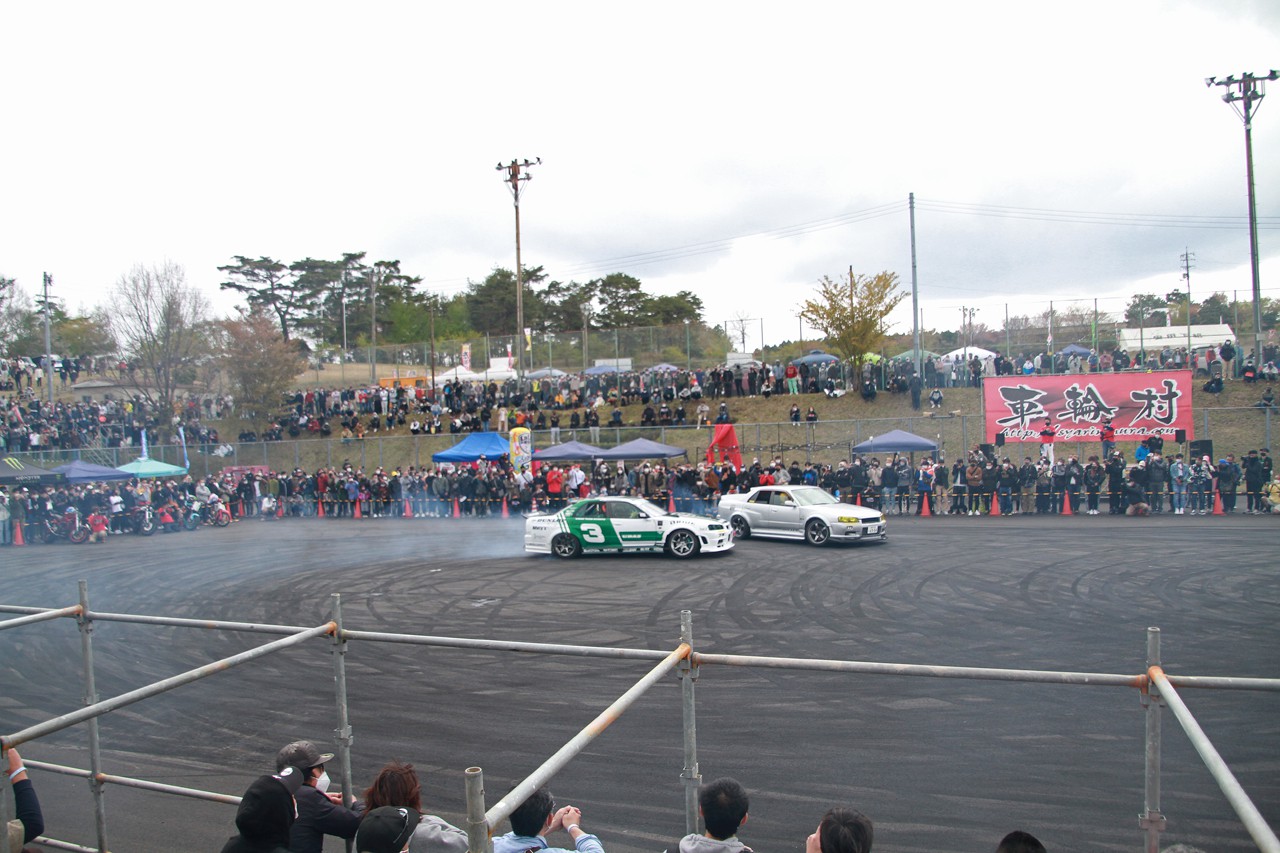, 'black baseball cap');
276,740,334,771
356,806,421,853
